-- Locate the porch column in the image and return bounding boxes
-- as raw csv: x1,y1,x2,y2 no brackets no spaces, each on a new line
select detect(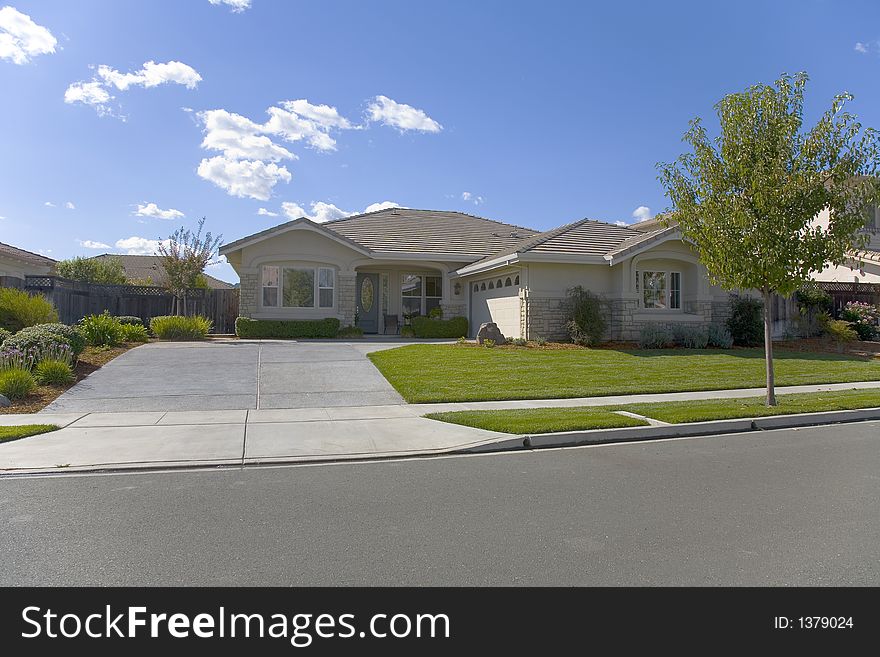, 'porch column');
337,270,357,327
238,268,259,318
440,274,467,319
